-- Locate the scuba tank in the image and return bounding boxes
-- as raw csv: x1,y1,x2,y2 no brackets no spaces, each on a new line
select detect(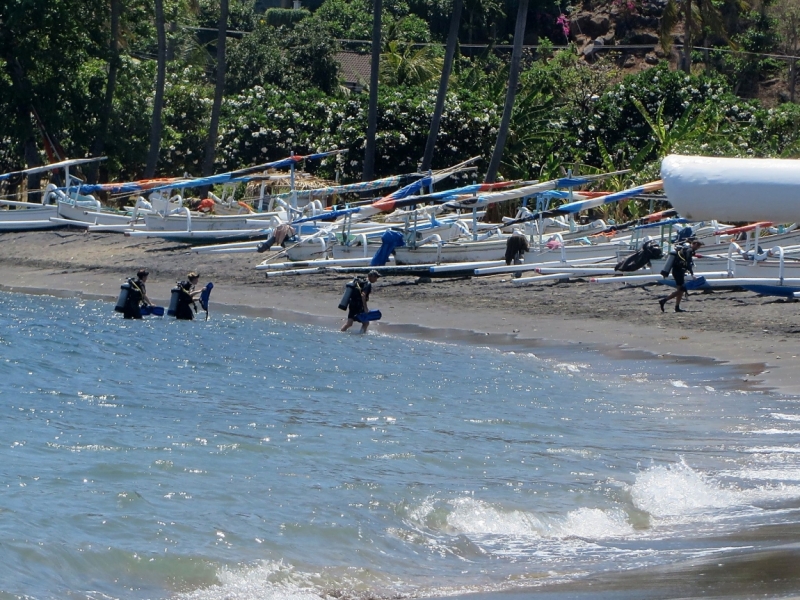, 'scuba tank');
338,280,356,311
114,280,131,313
167,283,182,316
660,250,676,278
